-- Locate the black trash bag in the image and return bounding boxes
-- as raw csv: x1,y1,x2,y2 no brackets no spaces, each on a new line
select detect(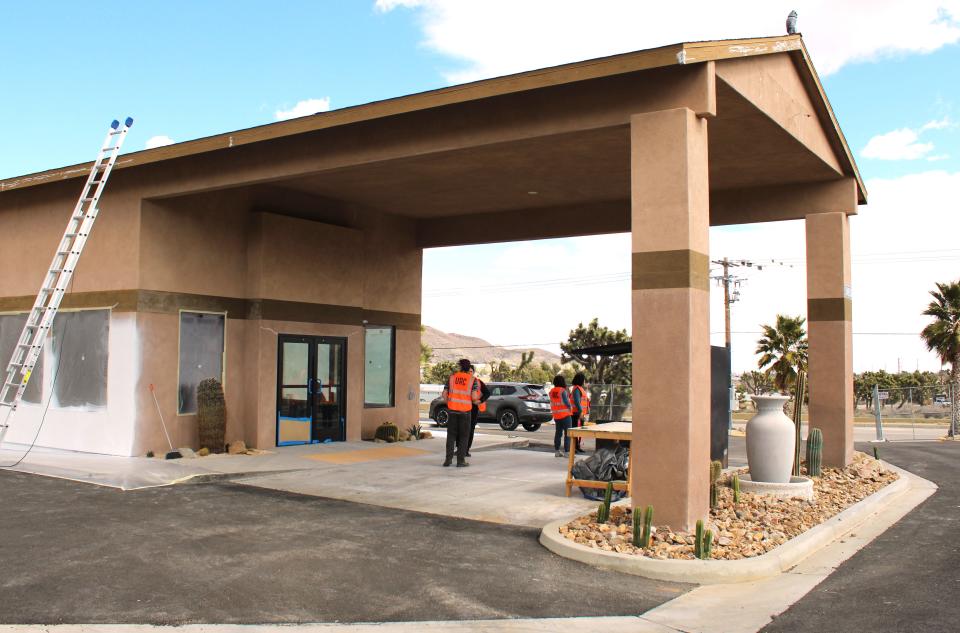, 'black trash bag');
572,446,630,500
